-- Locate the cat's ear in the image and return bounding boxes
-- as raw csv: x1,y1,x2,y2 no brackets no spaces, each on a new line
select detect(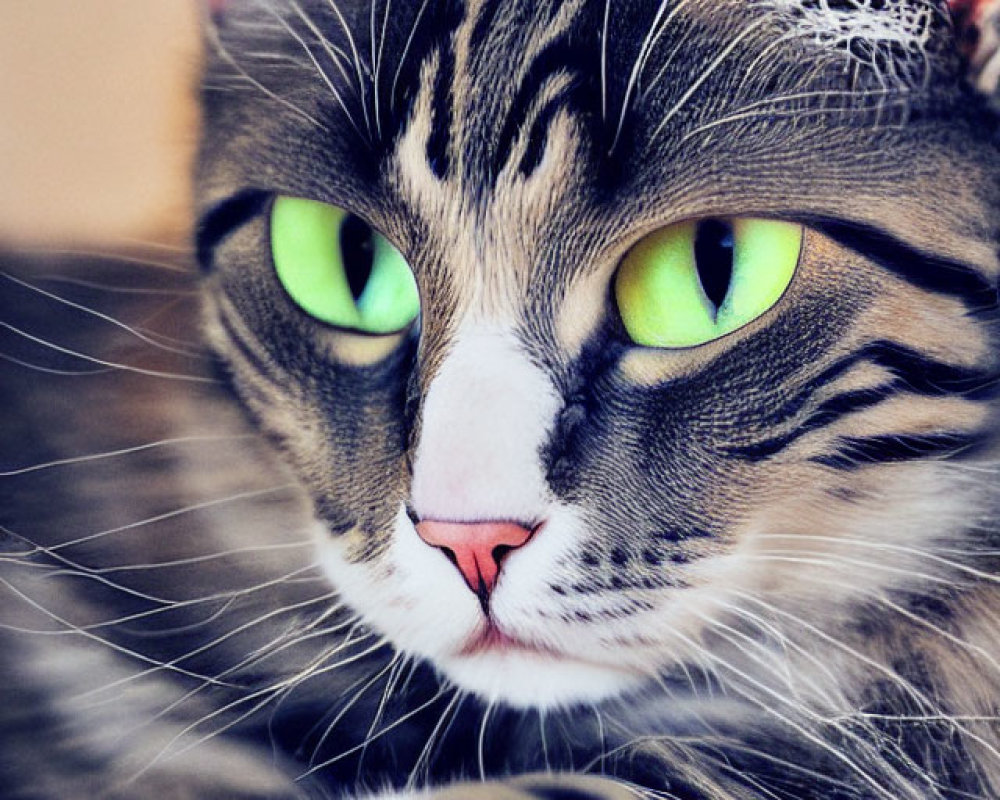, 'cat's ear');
950,0,1000,102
